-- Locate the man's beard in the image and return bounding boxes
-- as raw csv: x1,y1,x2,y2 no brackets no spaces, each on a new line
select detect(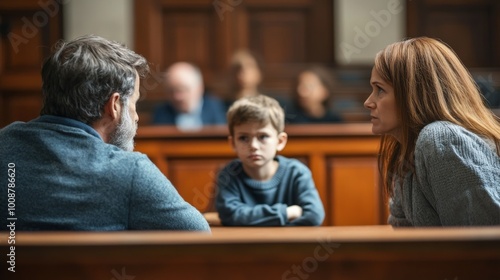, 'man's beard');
109,106,137,152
